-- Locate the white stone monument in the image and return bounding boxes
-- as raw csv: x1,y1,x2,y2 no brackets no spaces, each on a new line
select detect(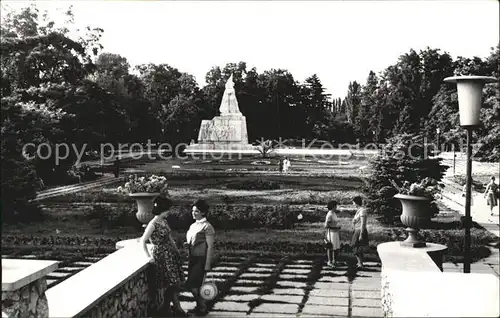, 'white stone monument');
185,74,255,152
